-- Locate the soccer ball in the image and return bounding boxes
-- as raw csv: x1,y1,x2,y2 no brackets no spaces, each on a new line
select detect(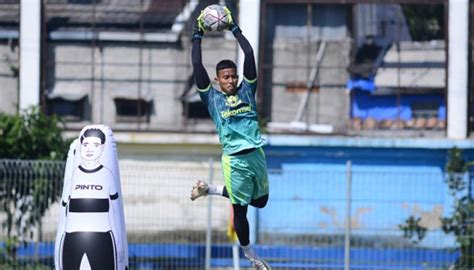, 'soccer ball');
201,4,229,32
